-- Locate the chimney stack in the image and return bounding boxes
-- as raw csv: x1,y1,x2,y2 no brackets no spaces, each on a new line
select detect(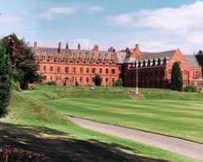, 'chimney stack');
93,44,99,51
34,41,37,48
135,44,139,49
58,42,62,53
66,42,69,50
77,43,81,50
